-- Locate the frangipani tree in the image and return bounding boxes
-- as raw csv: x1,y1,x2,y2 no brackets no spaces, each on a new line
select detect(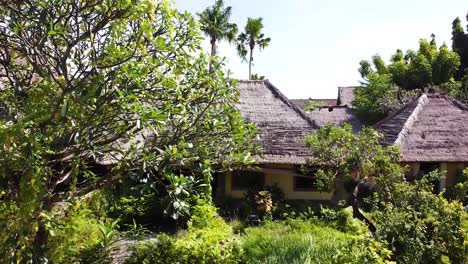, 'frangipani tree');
304,124,402,231
0,0,257,261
